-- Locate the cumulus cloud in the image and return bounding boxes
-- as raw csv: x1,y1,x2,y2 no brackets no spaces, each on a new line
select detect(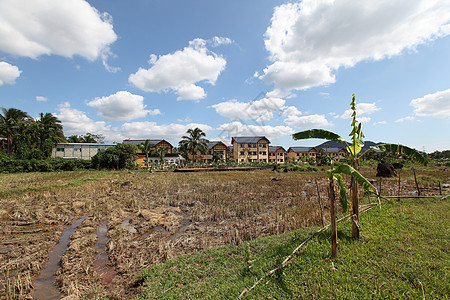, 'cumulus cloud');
86,91,160,121
55,102,115,137
120,122,213,141
341,102,380,119
284,114,332,128
0,0,117,68
35,96,47,102
281,106,302,117
410,88,450,117
129,38,227,100
211,97,285,121
0,61,21,85
217,121,294,140
260,0,450,91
